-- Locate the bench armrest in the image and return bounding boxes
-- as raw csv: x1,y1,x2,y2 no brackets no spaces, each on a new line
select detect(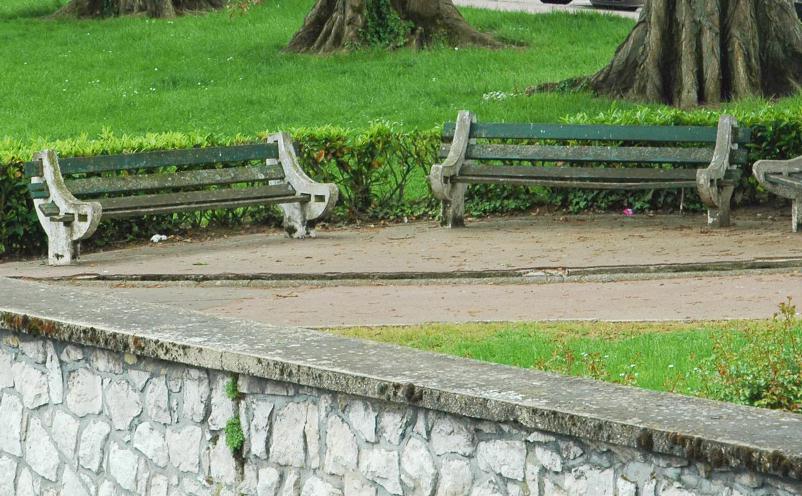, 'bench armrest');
429,110,474,201
269,132,338,223
753,156,802,200
31,150,102,242
696,115,739,208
